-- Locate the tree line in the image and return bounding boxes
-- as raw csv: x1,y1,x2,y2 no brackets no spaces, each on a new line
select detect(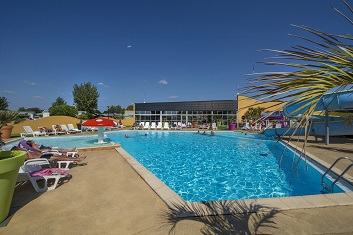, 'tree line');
0,82,133,119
